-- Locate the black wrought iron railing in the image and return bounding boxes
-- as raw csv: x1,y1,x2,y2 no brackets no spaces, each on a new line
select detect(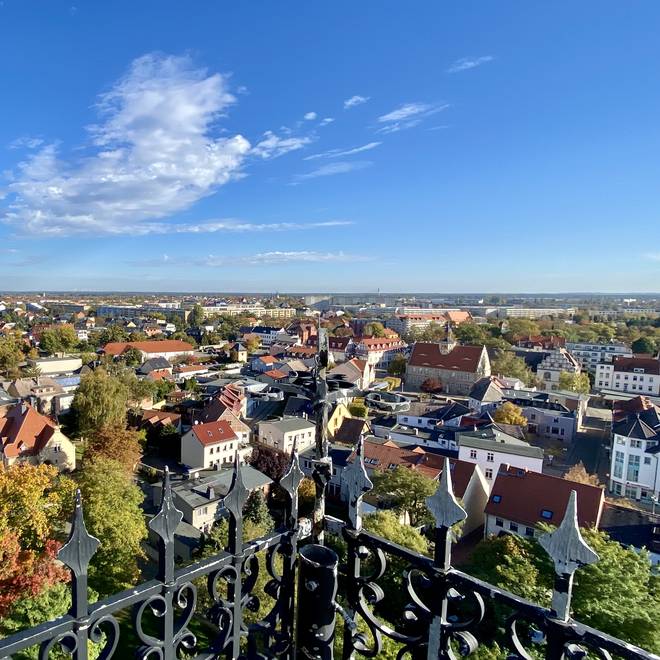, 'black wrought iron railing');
0,442,658,660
